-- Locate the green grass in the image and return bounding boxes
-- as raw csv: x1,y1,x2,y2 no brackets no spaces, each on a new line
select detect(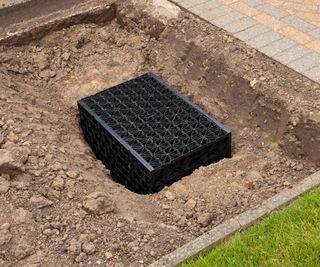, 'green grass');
182,187,320,267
